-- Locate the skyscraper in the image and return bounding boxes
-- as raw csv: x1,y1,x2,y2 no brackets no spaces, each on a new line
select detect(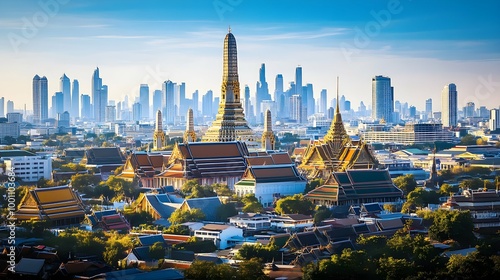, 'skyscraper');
295,66,302,95
140,84,149,120
132,102,141,122
319,89,327,114
163,80,175,124
92,67,104,121
243,85,251,119
372,75,394,123
60,74,71,113
425,98,432,119
274,74,284,116
0,97,4,117
202,29,253,142
72,79,79,118
441,83,458,127
290,95,302,123
490,109,500,131
54,92,64,115
202,90,213,117
192,90,199,118
179,82,186,121
6,100,14,114
81,94,91,119
153,89,162,117
32,75,48,123
255,63,271,123
464,101,475,118
306,83,315,117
